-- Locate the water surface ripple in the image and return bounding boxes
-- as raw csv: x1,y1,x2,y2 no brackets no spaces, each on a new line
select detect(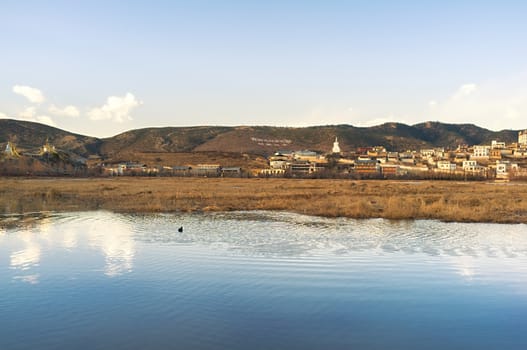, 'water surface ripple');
1,211,526,350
